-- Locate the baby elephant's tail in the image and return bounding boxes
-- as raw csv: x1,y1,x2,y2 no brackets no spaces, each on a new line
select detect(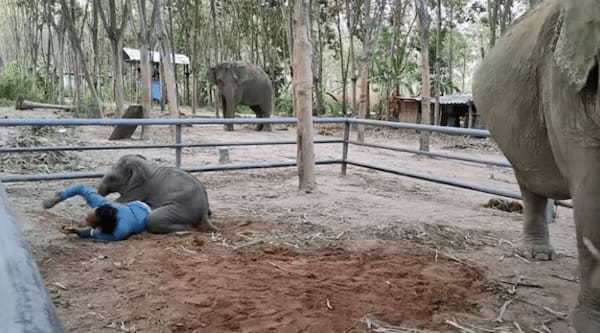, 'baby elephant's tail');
194,210,217,233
